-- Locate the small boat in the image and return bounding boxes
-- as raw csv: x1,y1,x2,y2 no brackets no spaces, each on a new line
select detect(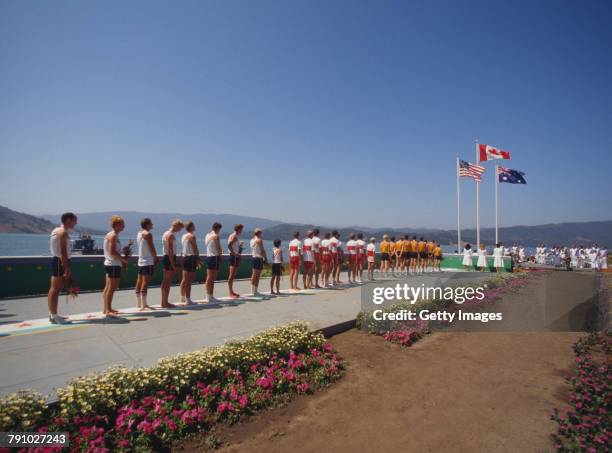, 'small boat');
72,235,103,255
